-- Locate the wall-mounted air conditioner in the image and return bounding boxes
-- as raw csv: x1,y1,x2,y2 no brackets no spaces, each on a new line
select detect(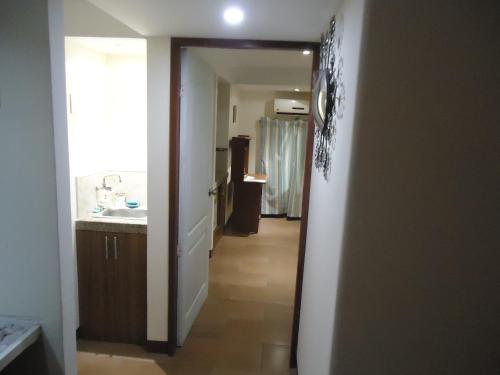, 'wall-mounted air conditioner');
274,99,309,115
